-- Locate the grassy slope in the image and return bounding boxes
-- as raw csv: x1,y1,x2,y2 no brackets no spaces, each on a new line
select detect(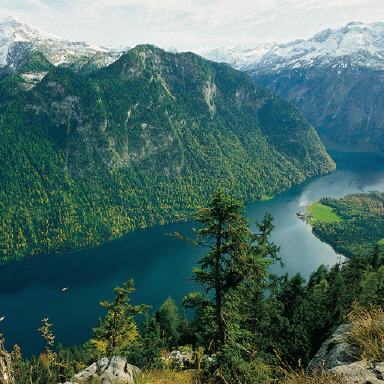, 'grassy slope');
308,202,341,224
137,370,194,384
